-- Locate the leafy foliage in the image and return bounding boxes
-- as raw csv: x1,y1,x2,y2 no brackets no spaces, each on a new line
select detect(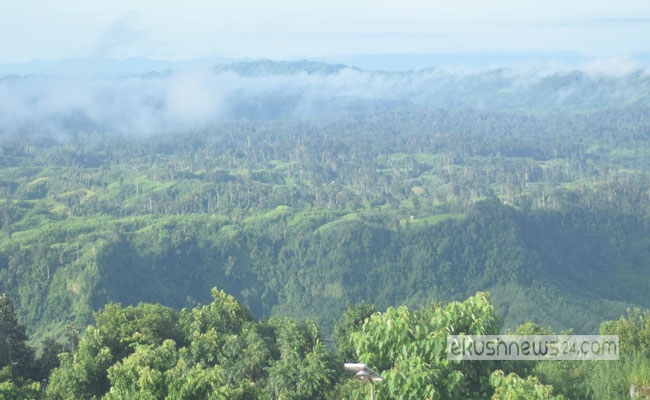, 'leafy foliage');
351,292,502,399
0,74,649,397
333,302,376,362
1,106,649,344
0,294,35,379
0,366,40,400
490,370,564,400
600,308,650,357
46,288,338,399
